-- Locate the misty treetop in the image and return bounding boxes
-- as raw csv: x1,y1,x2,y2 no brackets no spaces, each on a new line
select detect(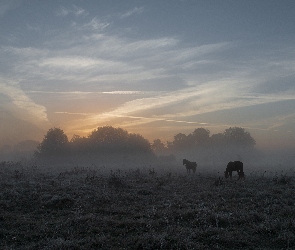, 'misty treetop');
36,128,69,157
35,126,257,164
152,127,258,164
159,127,256,151
35,126,153,160
170,128,211,149
223,127,256,147
87,126,151,152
